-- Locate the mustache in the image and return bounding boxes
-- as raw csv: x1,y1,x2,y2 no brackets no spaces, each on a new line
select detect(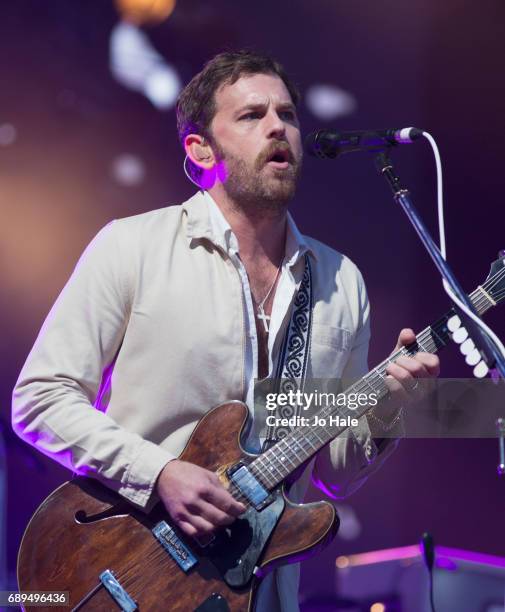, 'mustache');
256,141,296,167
